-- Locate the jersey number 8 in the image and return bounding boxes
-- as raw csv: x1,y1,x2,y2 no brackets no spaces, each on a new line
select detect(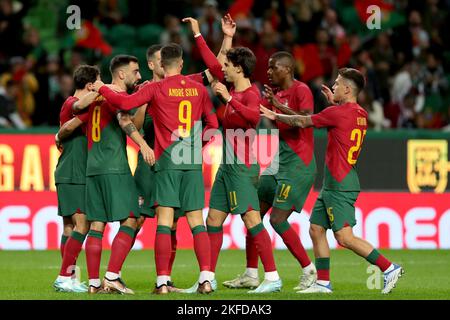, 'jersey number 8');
92,105,101,142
